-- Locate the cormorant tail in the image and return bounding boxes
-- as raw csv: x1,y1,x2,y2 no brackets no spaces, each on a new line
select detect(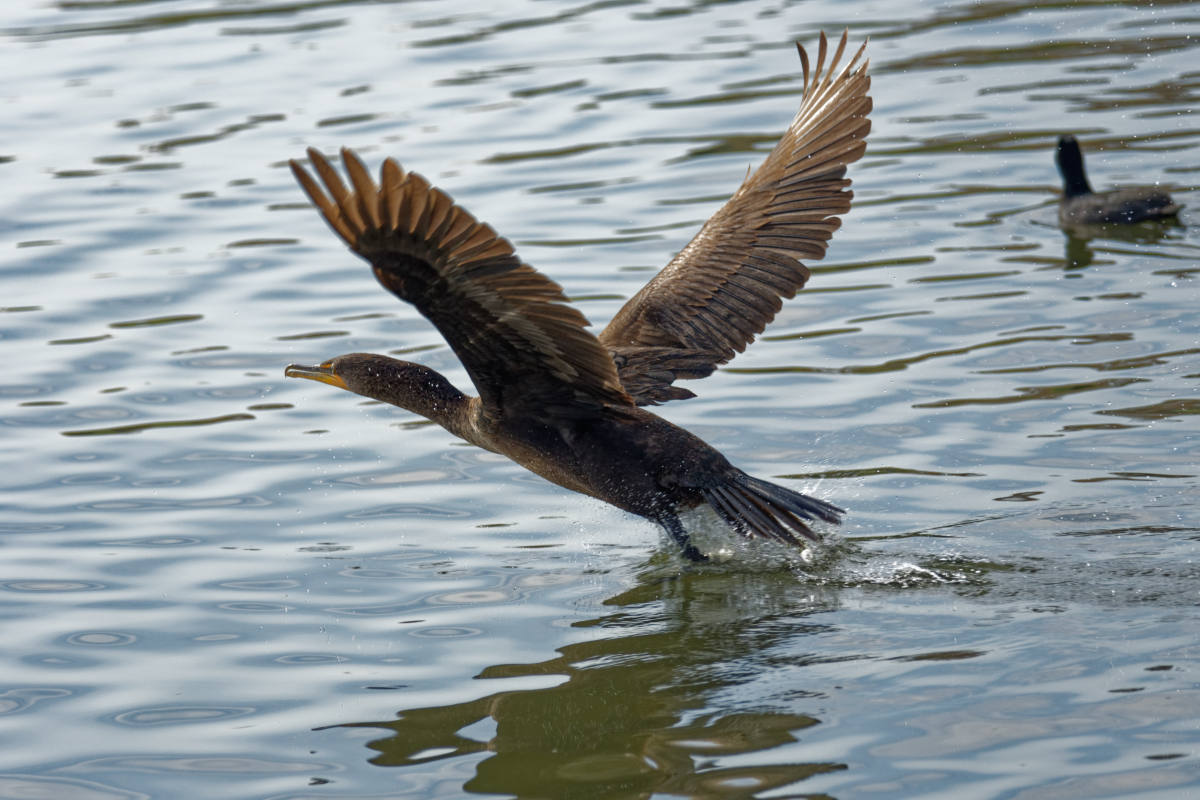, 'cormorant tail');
702,473,843,546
